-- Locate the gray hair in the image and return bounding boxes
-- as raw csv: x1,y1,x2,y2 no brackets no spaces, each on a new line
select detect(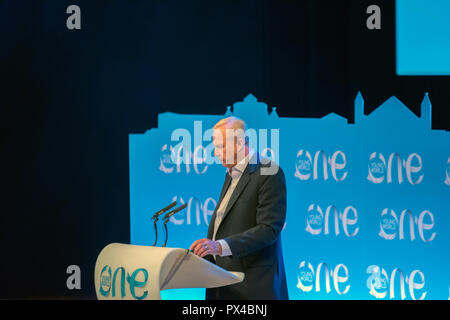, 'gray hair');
213,117,249,146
